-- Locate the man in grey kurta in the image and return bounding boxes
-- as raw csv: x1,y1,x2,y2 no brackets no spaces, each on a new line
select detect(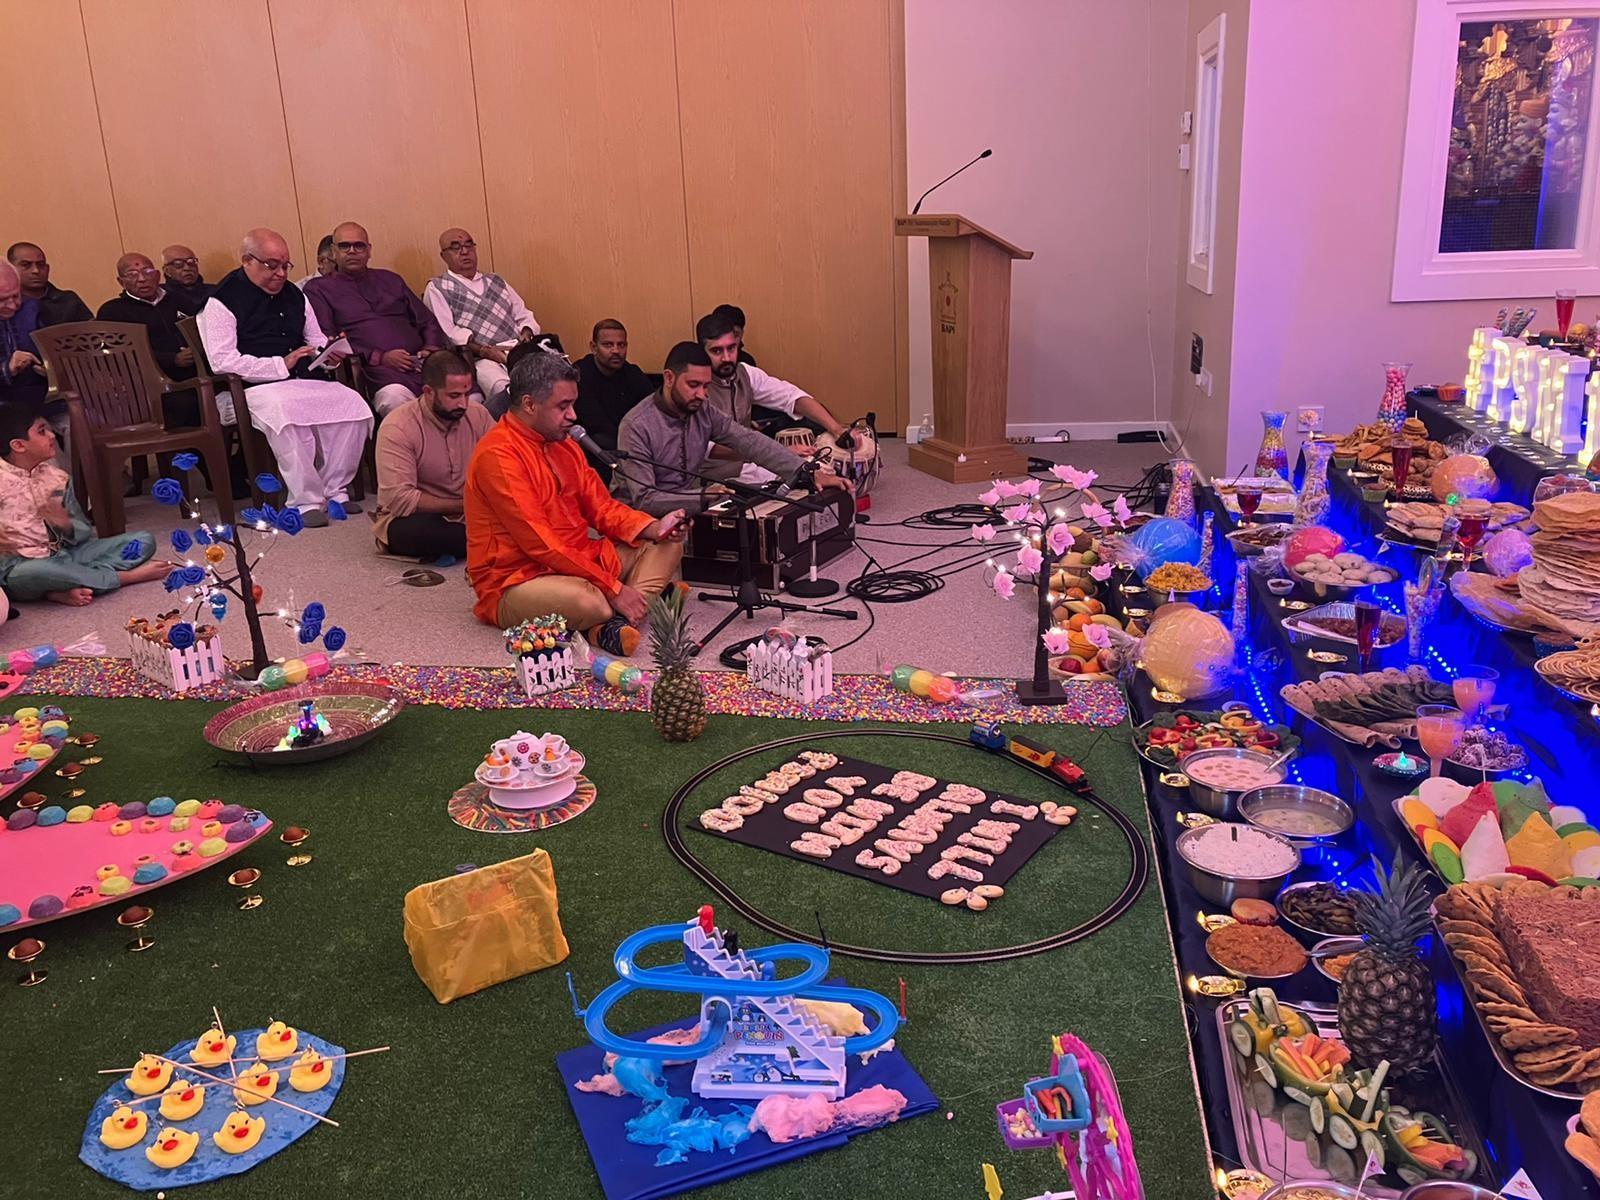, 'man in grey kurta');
613,342,851,516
